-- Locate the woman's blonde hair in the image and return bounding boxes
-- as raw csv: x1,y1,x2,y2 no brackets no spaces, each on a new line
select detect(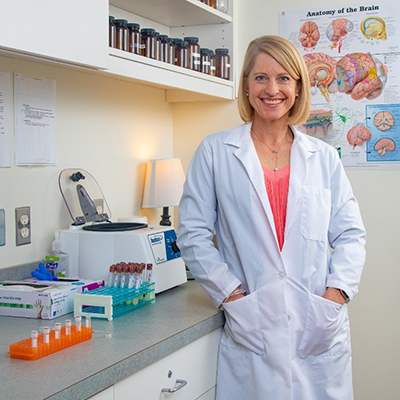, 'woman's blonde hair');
238,35,311,126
